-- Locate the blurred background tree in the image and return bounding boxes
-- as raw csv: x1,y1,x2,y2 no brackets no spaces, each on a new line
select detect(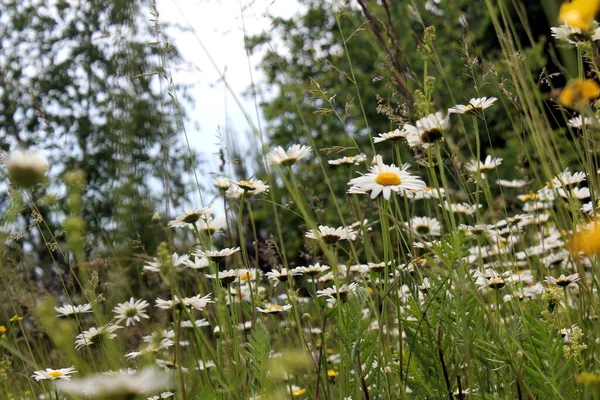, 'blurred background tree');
0,0,195,296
